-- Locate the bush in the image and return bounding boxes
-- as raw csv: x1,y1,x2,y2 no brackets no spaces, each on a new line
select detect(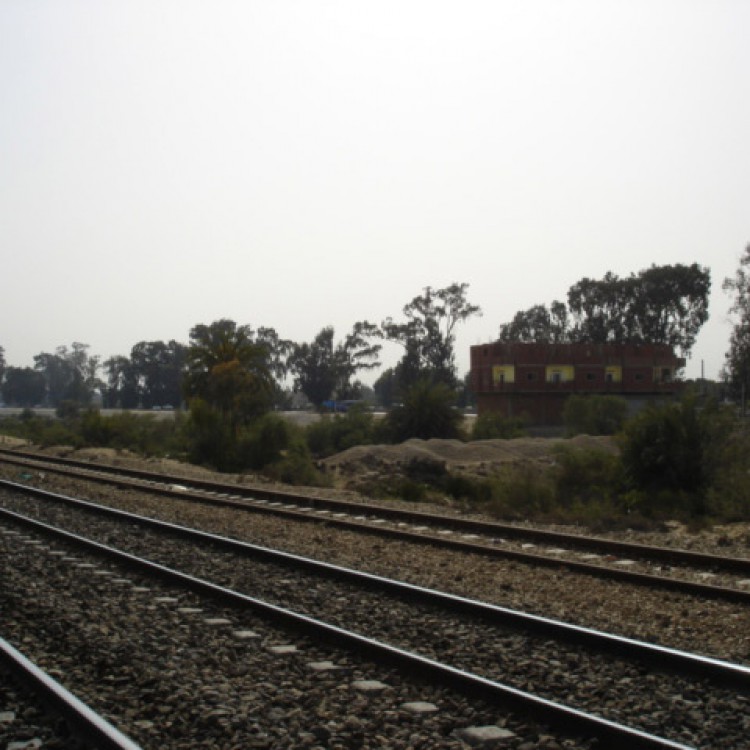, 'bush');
305,405,376,458
183,399,237,470
563,395,628,436
704,428,750,521
481,464,556,519
384,381,464,442
618,397,734,516
552,445,624,508
443,474,493,504
239,414,325,485
394,479,427,503
471,412,526,440
262,441,326,486
239,413,294,470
